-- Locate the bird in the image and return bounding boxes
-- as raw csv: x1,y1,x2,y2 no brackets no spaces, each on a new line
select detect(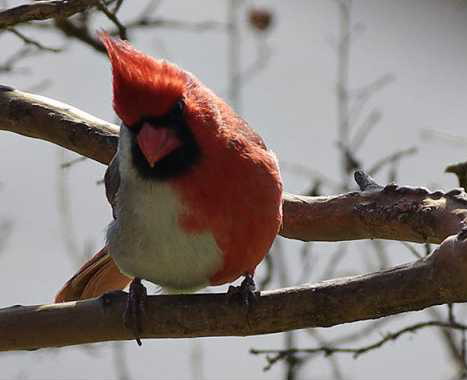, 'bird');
55,33,283,344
